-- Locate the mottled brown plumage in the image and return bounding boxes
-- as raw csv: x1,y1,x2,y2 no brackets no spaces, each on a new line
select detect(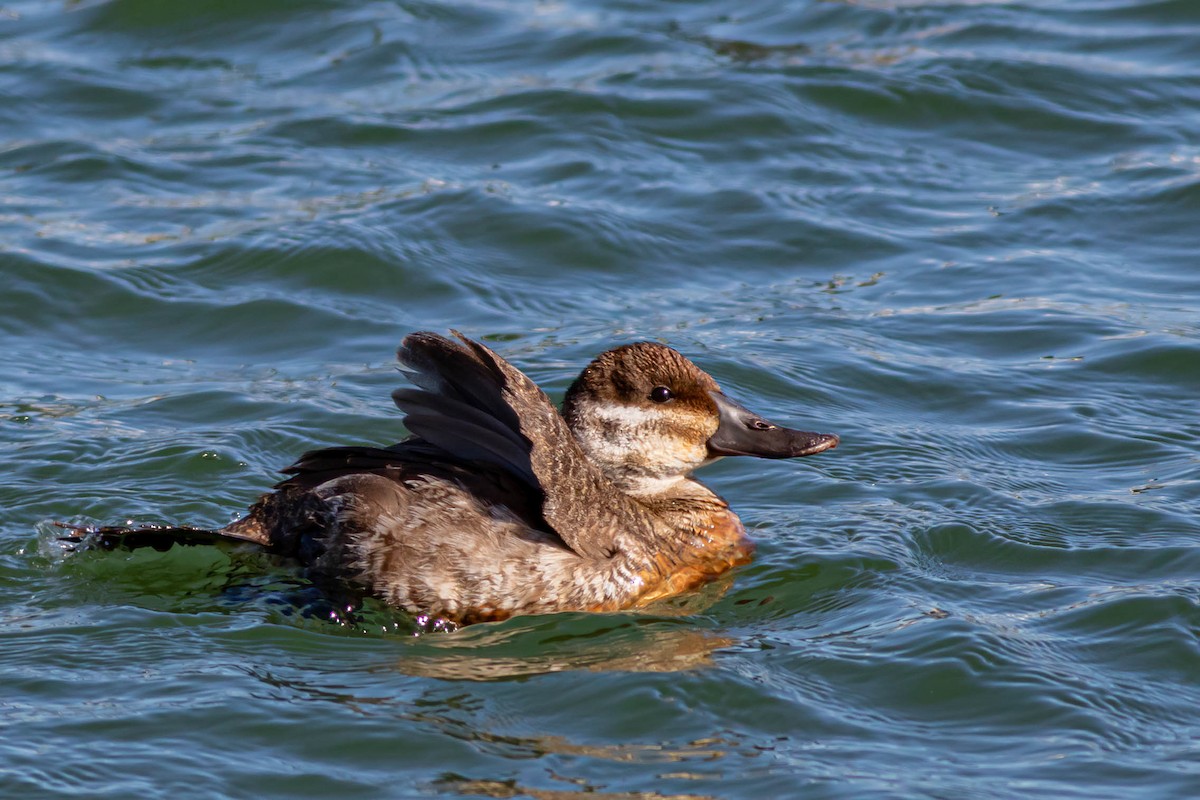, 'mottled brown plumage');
62,332,838,627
